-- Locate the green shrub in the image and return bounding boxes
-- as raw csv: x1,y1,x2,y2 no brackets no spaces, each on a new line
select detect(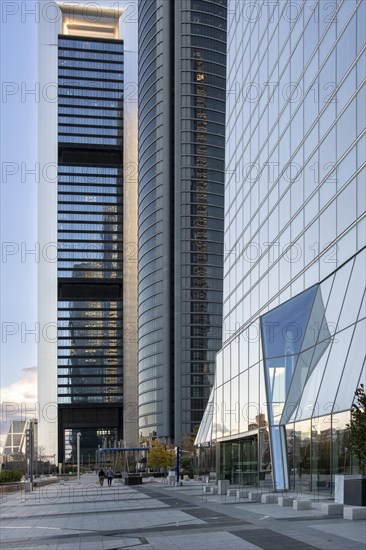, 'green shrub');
0,470,24,483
